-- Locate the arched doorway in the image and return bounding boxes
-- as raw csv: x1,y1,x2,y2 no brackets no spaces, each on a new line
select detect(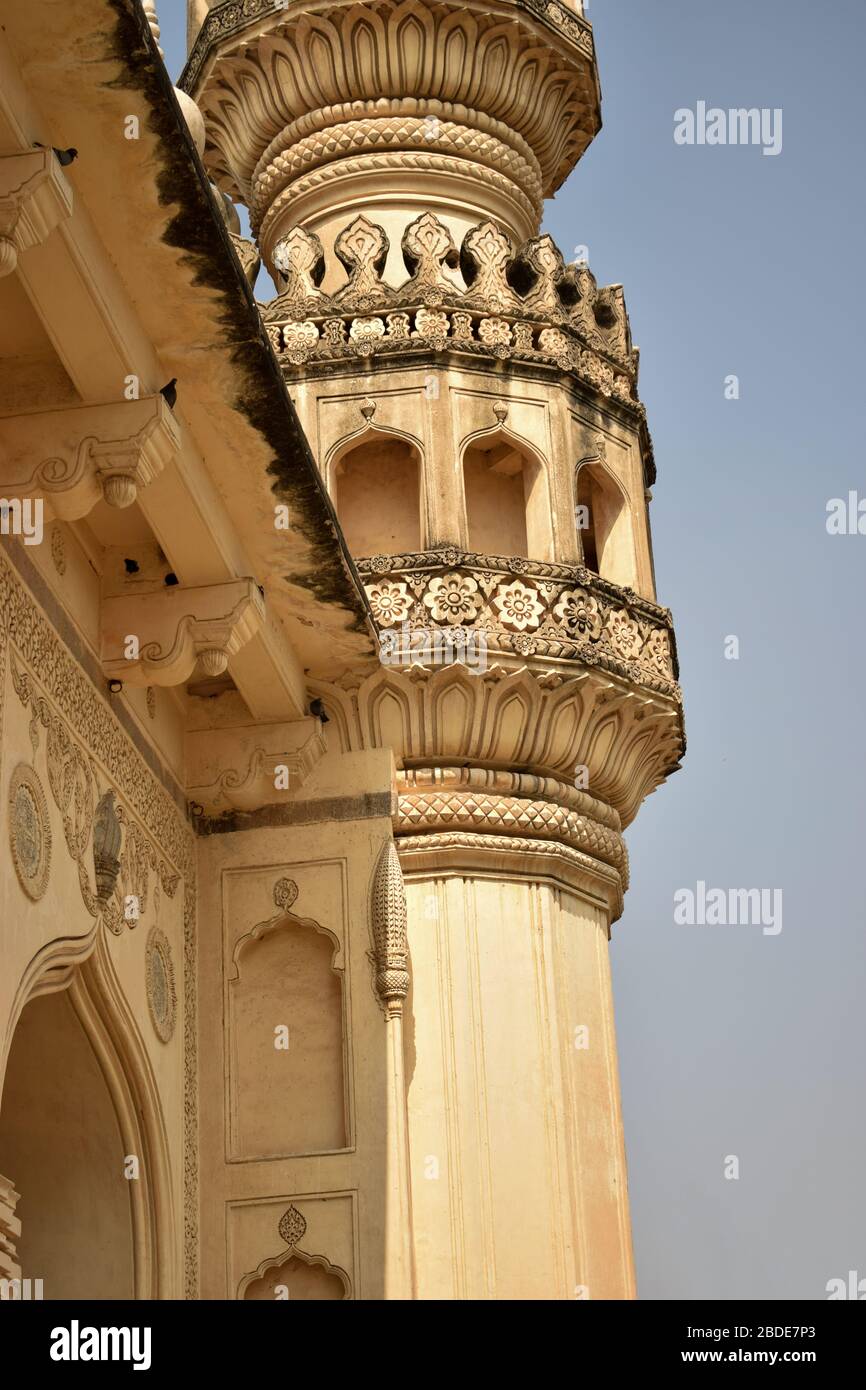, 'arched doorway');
0,944,174,1300
0,984,134,1299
